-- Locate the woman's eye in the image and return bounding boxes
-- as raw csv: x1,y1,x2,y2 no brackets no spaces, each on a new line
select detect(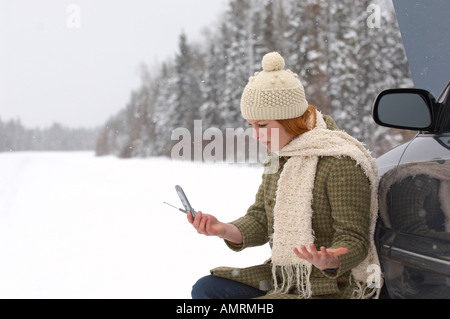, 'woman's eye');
247,122,268,128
